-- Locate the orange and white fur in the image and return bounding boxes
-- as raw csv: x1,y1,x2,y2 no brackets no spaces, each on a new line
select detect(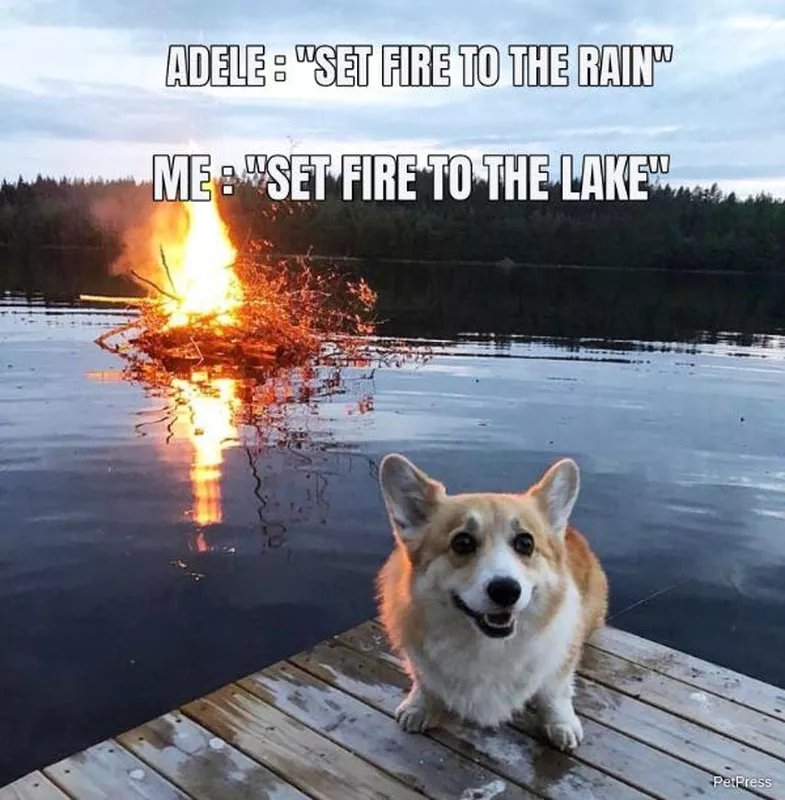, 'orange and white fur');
376,453,608,751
